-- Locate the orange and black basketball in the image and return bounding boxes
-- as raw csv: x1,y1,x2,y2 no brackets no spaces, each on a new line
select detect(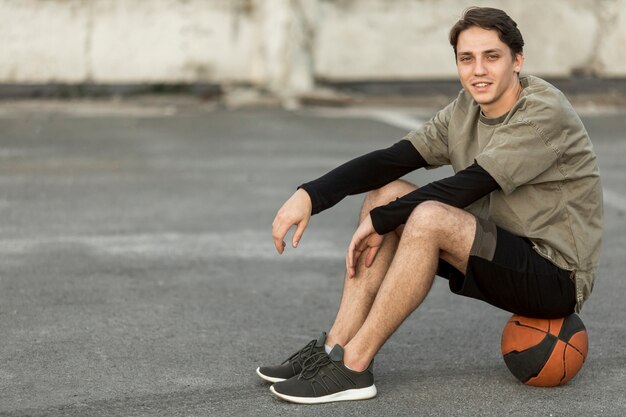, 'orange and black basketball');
501,314,588,387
